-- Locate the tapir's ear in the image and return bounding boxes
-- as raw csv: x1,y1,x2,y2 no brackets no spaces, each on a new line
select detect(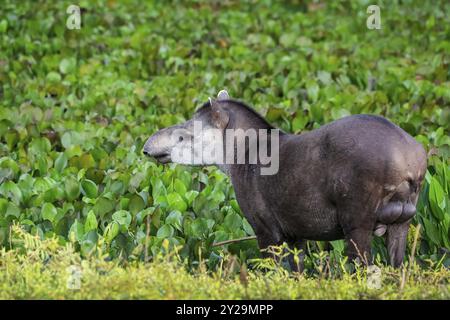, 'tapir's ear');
209,98,229,129
217,89,229,101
